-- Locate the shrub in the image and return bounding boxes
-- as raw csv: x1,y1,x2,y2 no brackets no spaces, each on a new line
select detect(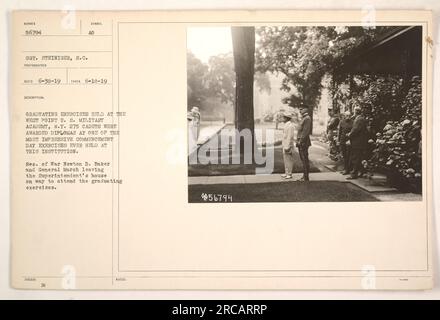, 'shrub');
331,75,422,192
365,76,422,192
